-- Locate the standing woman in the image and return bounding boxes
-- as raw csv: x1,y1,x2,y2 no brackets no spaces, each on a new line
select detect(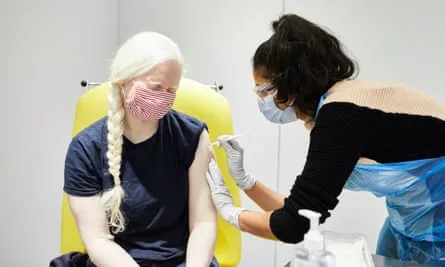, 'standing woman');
206,13,445,264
